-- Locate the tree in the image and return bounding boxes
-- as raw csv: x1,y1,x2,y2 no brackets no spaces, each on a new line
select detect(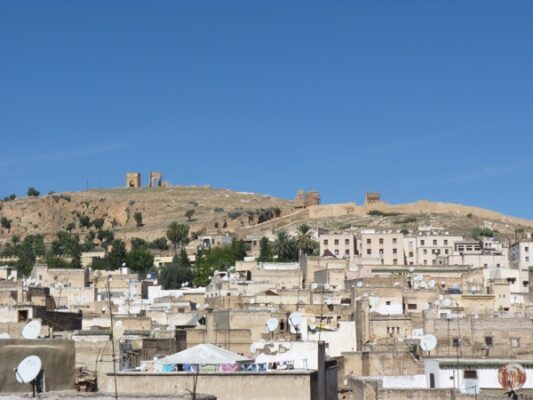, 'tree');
295,223,318,256
166,222,189,253
472,227,495,240
131,237,148,250
272,231,298,262
92,218,105,230
133,212,143,227
257,237,273,262
27,187,40,197
185,209,195,222
193,240,246,286
1,217,12,233
66,222,76,232
159,248,193,289
79,214,91,229
150,237,169,250
126,248,154,273
107,240,127,270
3,194,16,201
97,229,114,244
11,235,20,245
45,255,71,269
